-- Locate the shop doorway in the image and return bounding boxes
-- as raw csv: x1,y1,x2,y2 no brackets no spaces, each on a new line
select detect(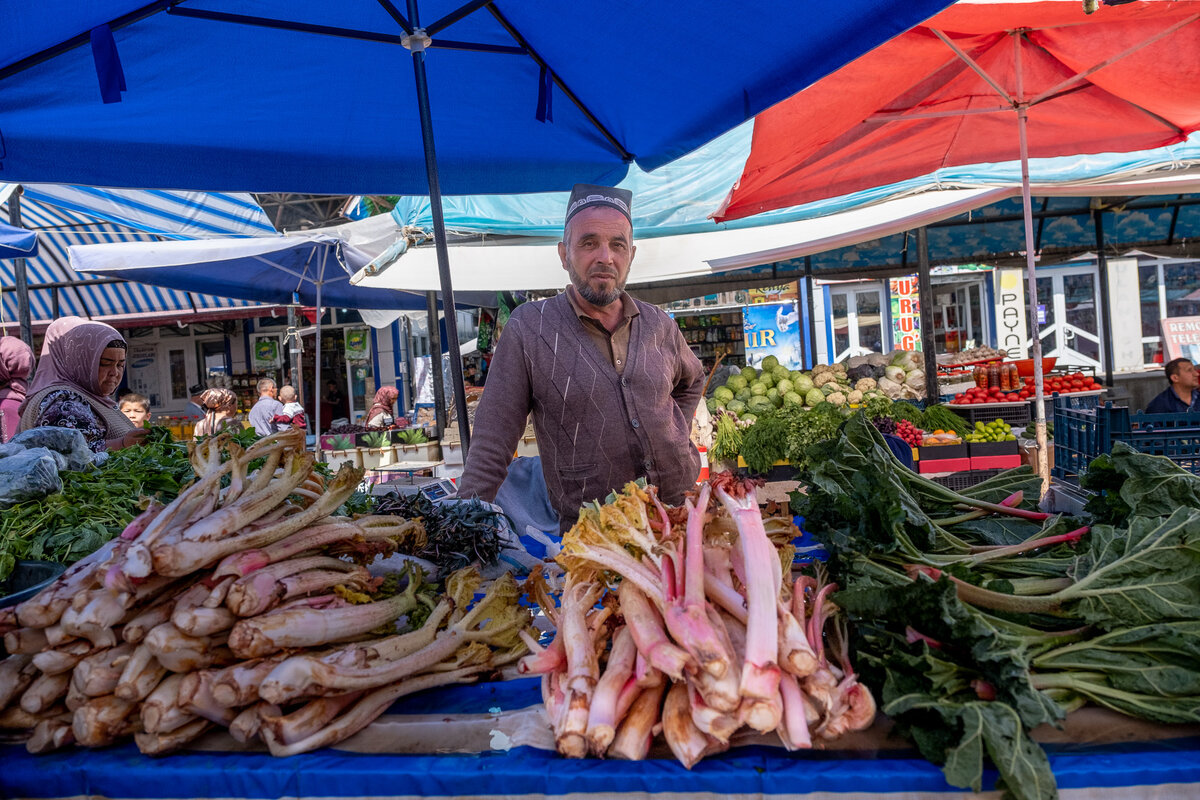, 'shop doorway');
829,285,887,361
1035,266,1103,370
